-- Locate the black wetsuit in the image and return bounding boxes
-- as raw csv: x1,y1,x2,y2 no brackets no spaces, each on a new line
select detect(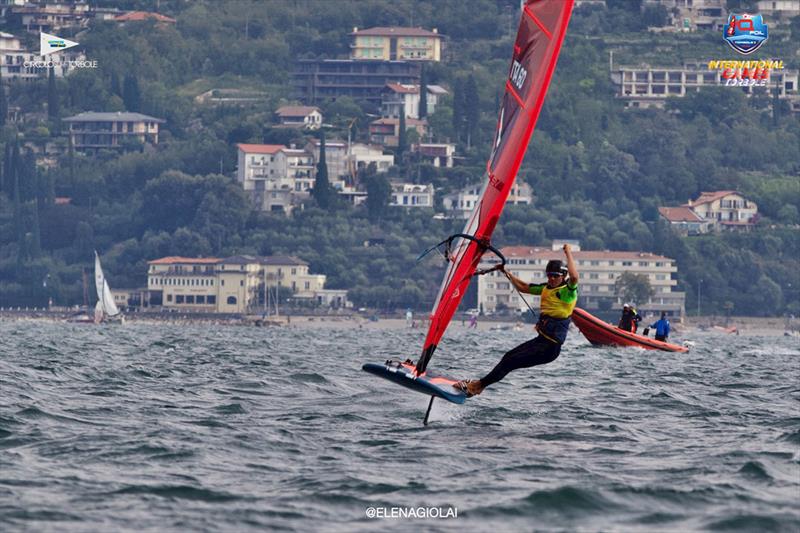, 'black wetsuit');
480,335,561,387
